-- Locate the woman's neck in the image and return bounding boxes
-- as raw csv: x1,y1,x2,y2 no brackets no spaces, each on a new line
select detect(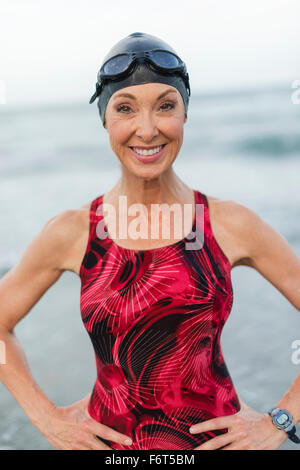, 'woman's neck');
106,170,192,207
